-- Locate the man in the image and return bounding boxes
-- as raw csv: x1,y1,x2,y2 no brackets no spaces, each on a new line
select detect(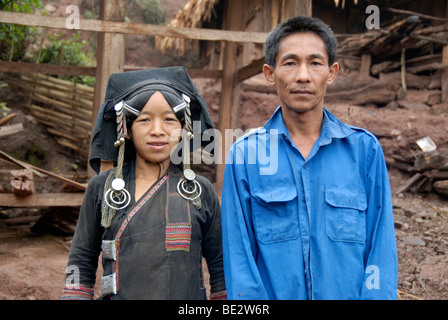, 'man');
221,16,397,300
